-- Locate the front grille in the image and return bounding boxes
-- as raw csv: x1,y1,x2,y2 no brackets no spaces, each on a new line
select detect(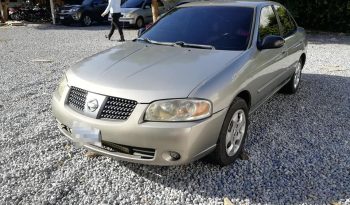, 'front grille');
102,141,155,159
67,87,87,111
100,97,137,120
67,87,137,120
